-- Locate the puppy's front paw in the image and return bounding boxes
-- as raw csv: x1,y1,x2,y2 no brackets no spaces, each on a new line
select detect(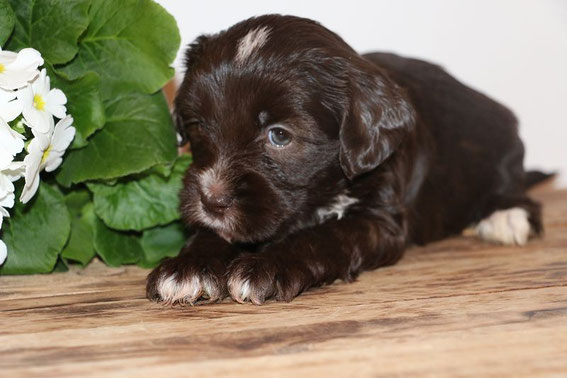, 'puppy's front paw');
227,254,310,305
146,254,228,305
